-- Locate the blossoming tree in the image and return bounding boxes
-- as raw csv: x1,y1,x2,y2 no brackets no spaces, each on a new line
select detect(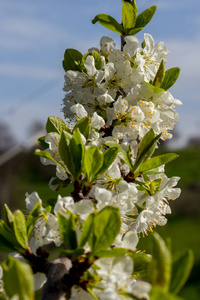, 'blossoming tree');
0,1,194,299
